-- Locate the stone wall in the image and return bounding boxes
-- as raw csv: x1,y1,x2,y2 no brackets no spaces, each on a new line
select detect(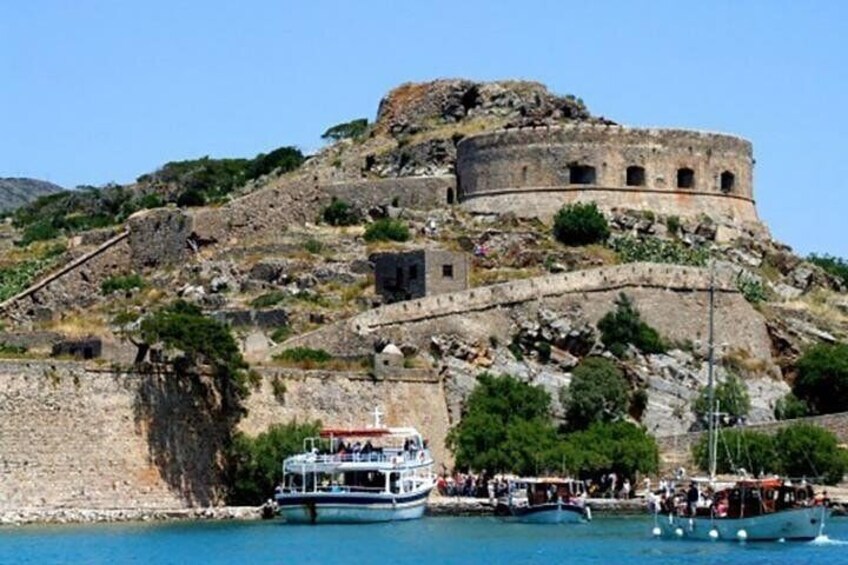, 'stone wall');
457,124,760,225
0,361,450,511
288,263,773,365
321,176,454,211
242,368,450,468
